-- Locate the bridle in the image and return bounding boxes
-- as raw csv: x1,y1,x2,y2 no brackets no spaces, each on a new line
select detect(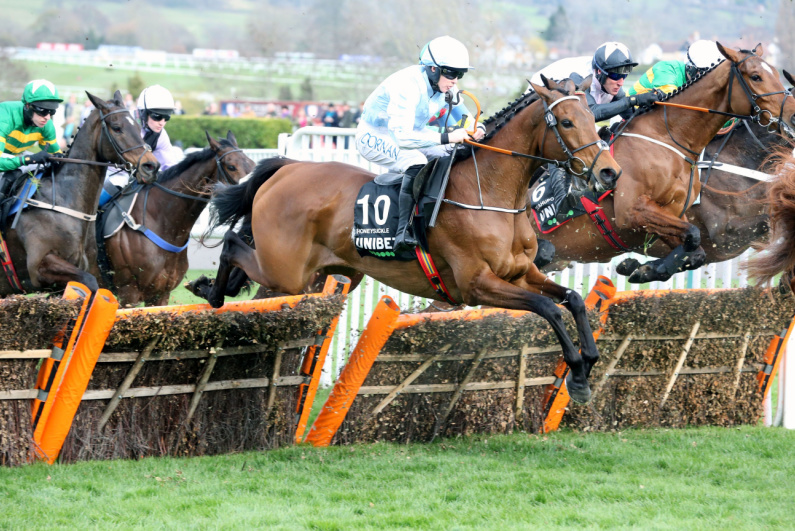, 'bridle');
151,146,244,203
727,49,793,136
97,107,153,179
